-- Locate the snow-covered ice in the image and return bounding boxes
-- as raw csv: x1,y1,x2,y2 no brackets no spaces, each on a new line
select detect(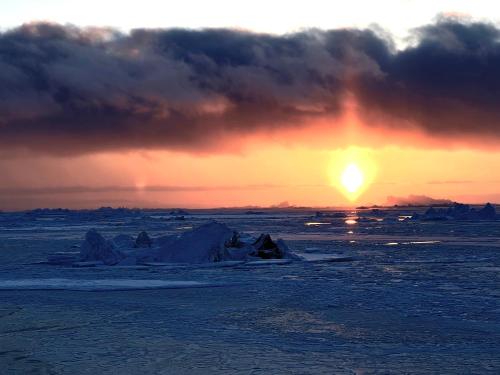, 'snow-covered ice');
72,221,300,266
0,206,499,374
